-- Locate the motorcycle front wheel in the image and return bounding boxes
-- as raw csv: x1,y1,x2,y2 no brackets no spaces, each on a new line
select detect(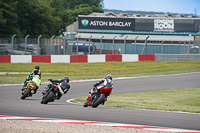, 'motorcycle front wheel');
21,88,31,99
42,91,55,104
91,93,105,108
